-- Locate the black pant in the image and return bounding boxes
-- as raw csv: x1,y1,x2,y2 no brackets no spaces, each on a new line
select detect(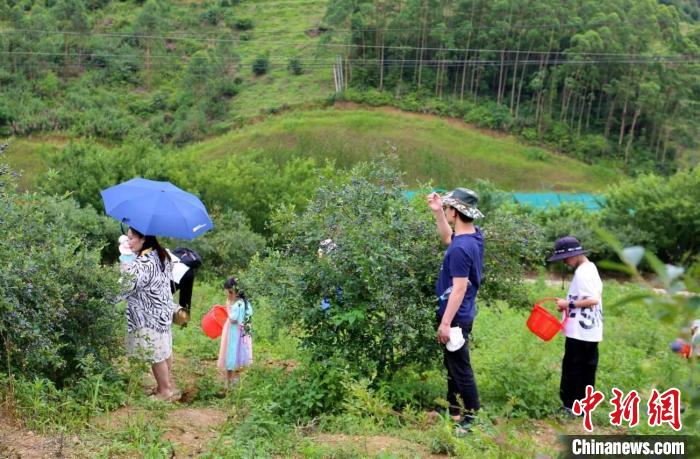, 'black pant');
441,320,480,418
174,269,195,313
560,337,599,409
